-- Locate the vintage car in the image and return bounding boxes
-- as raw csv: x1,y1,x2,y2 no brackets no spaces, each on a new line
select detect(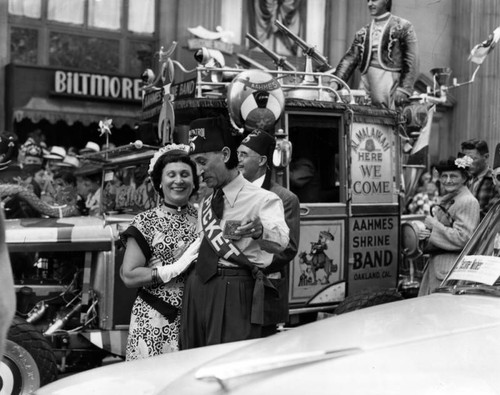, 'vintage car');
1,145,154,395
35,200,500,394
